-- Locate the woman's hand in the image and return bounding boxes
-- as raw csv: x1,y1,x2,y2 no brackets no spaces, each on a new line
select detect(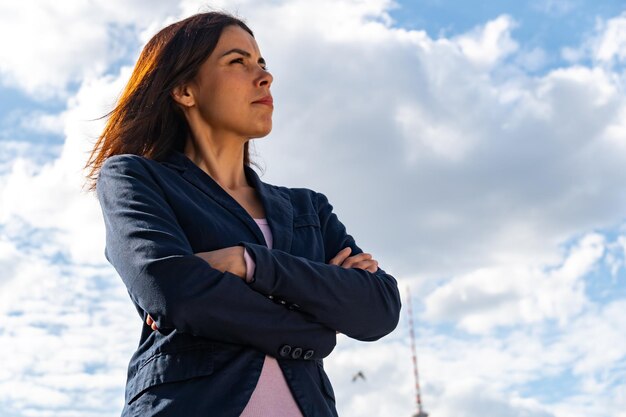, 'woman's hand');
328,247,378,273
194,246,247,280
